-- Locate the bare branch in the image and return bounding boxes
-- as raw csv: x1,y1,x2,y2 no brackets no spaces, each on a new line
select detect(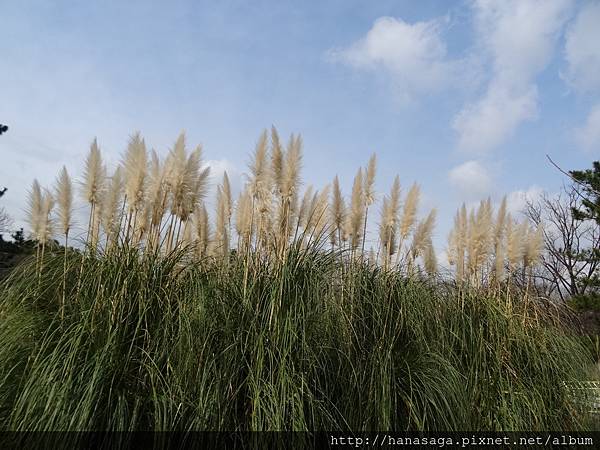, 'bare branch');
0,207,13,233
